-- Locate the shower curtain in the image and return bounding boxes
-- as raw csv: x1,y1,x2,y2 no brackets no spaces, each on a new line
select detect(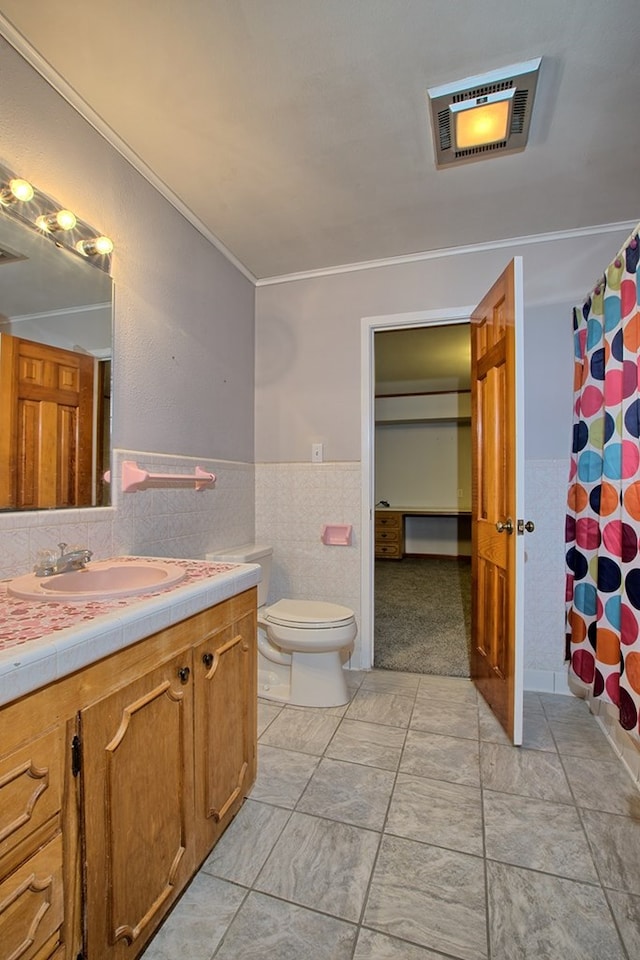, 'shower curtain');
566,224,640,738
